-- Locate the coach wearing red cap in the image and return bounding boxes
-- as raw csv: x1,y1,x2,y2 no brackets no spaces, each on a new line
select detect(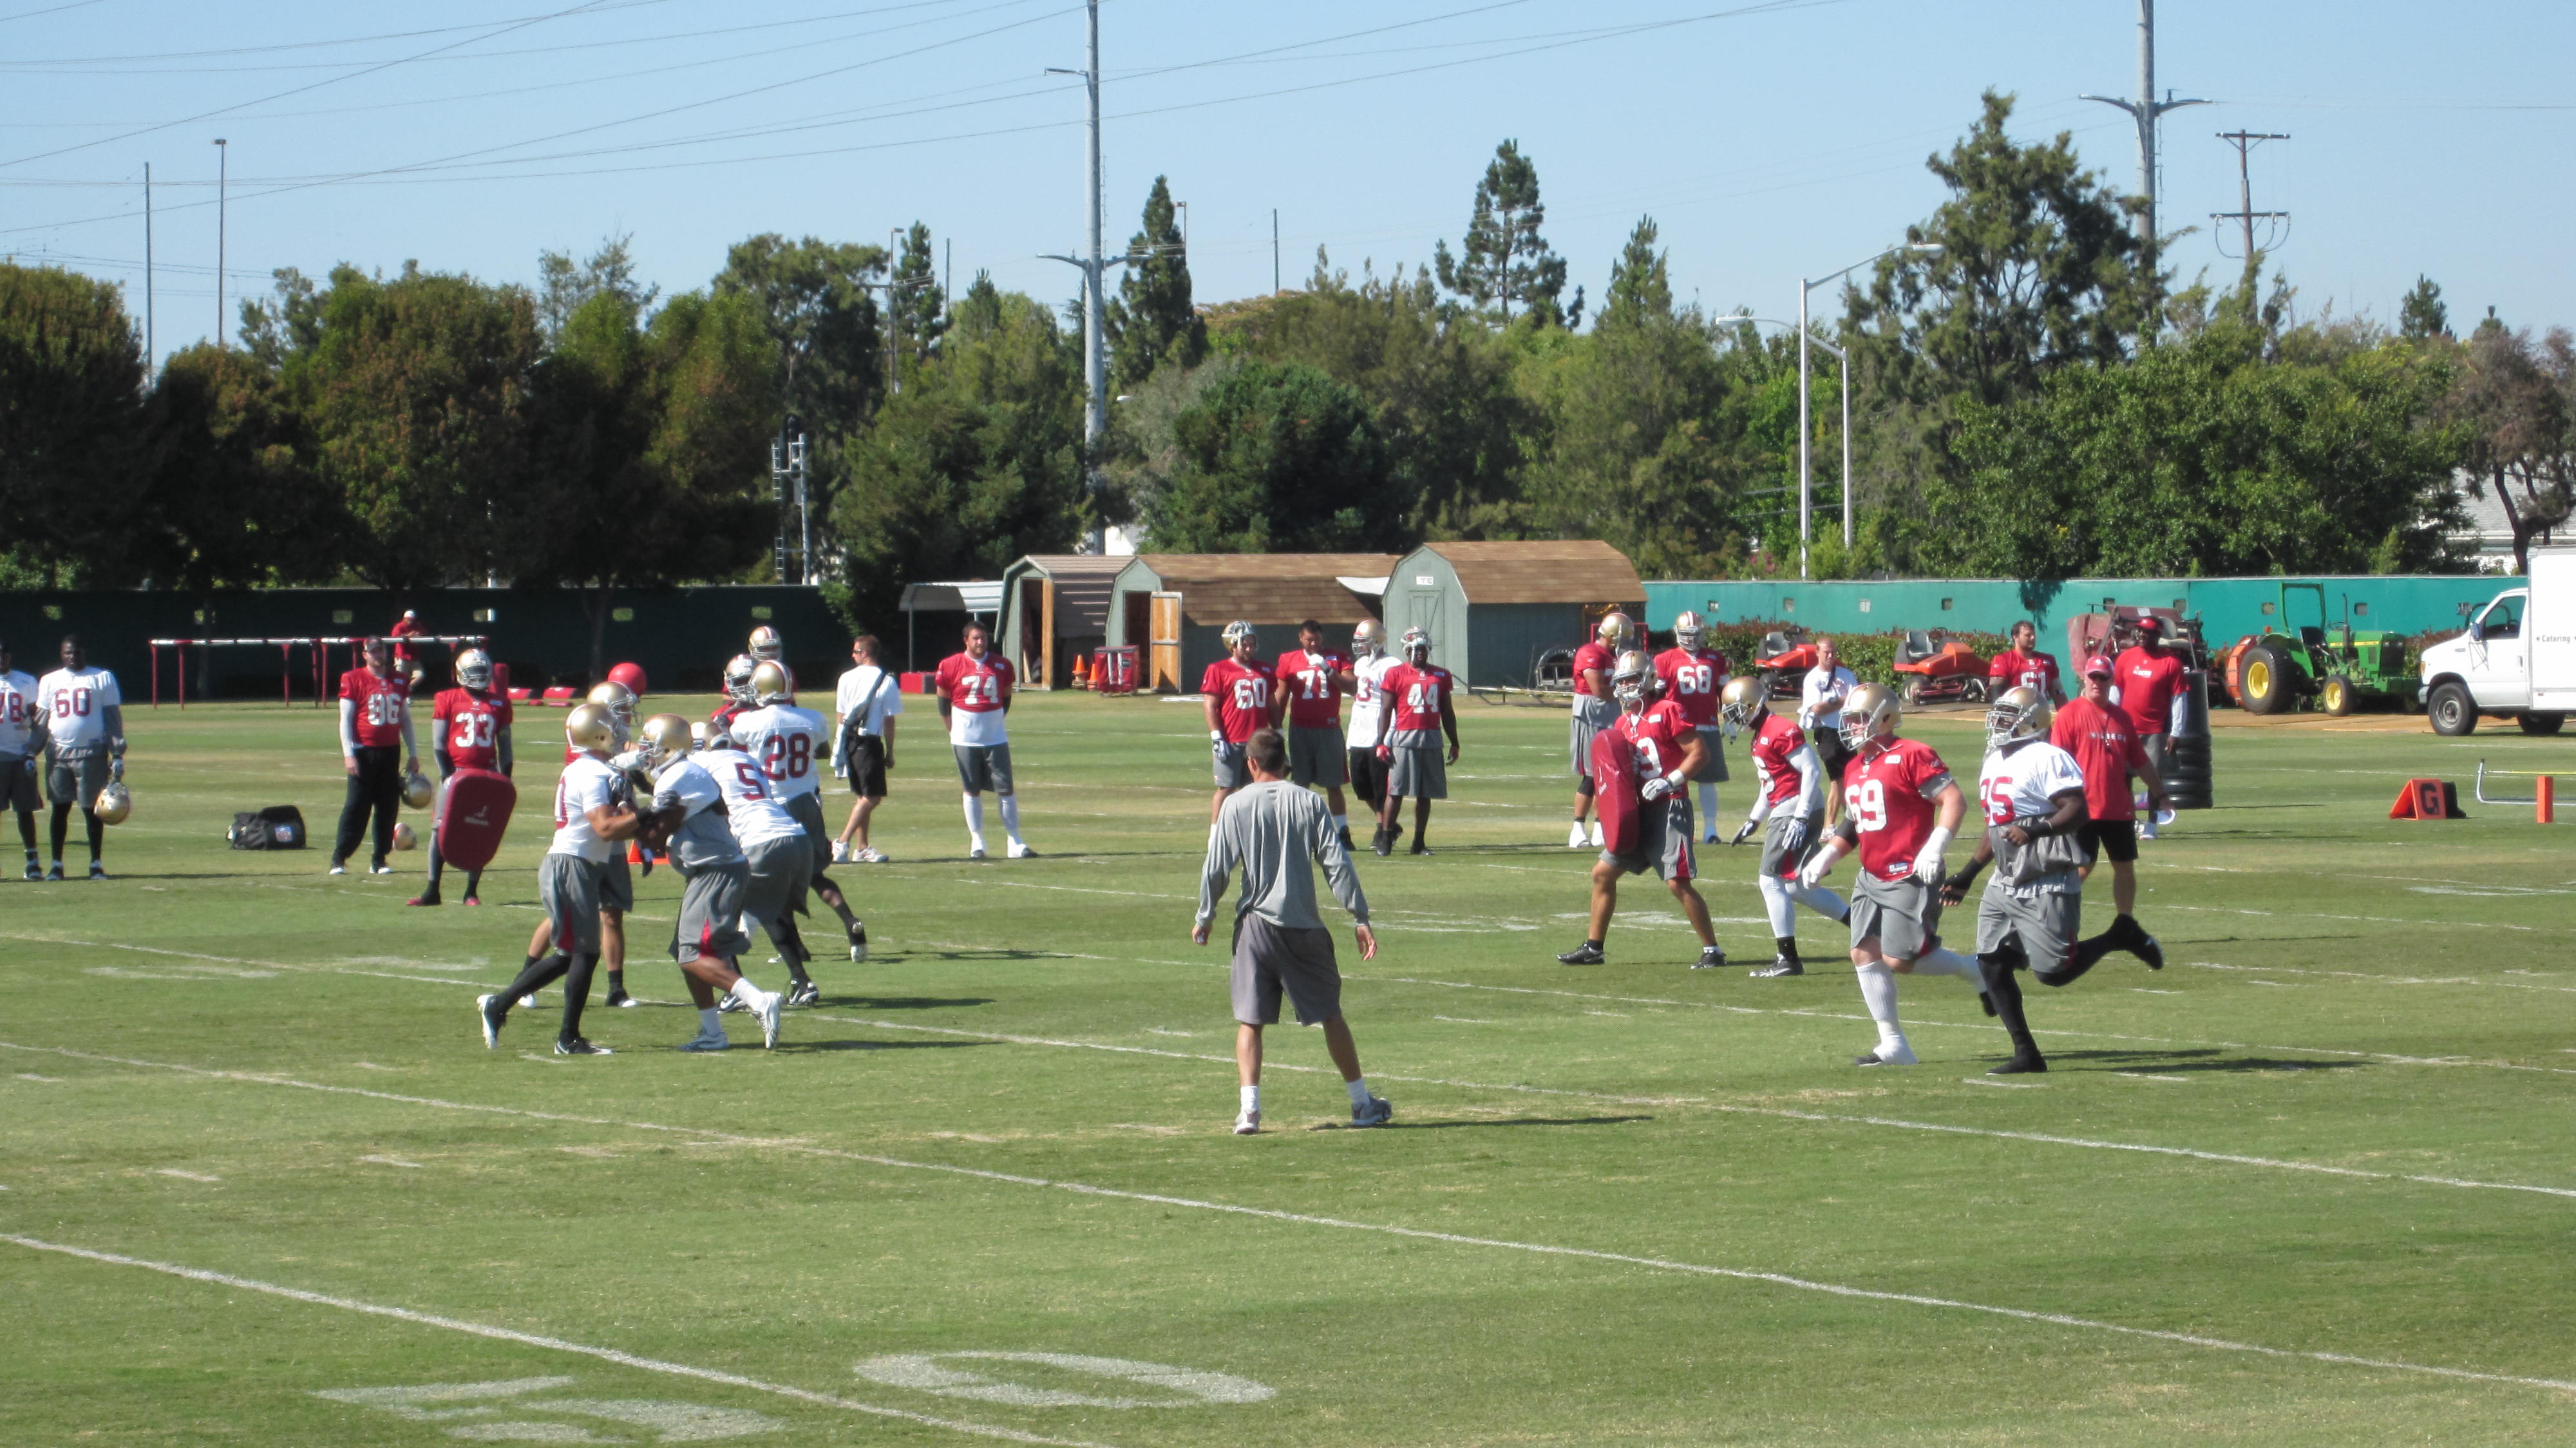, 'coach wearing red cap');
2109,618,2184,839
